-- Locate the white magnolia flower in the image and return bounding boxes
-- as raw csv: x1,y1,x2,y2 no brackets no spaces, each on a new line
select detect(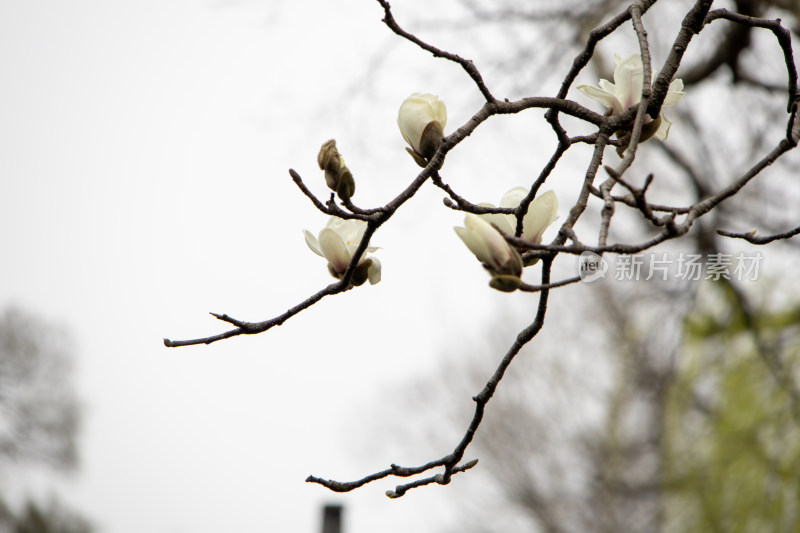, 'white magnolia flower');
397,93,447,166
479,188,558,244
454,214,523,278
304,217,381,286
577,53,685,140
